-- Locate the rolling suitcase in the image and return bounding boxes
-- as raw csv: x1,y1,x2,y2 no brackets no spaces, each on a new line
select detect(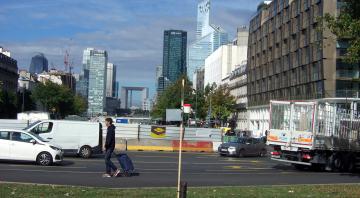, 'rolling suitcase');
116,153,134,176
